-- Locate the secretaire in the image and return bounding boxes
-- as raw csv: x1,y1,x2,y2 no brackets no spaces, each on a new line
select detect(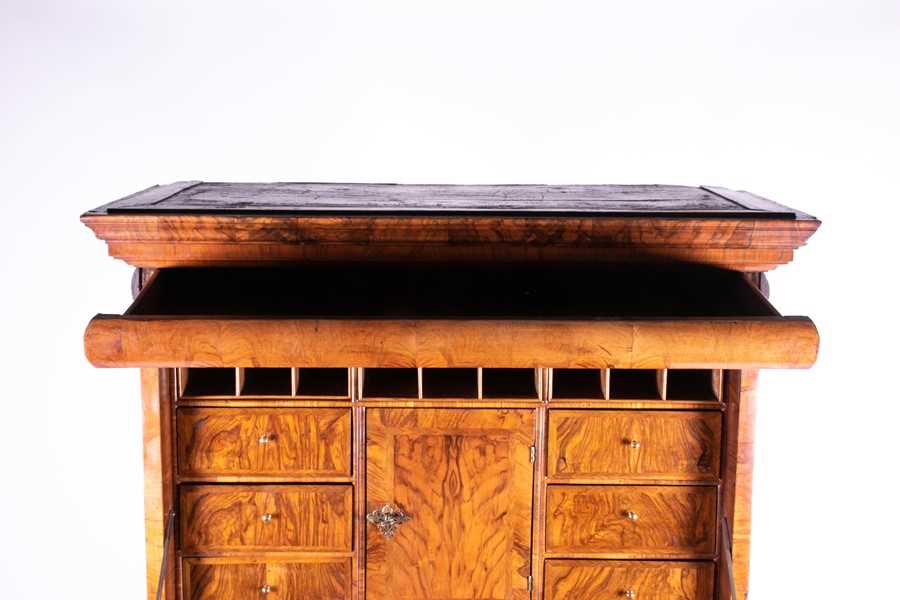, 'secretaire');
82,182,819,600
